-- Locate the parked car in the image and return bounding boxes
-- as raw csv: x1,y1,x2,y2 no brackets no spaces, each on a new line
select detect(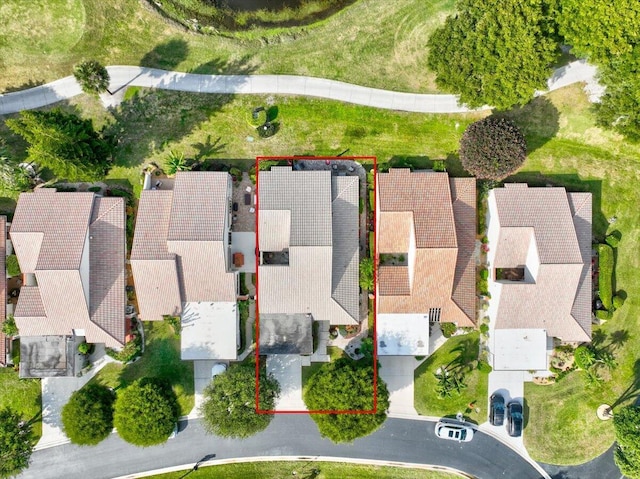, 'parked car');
434,421,474,442
211,363,227,380
489,393,505,426
507,401,524,437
